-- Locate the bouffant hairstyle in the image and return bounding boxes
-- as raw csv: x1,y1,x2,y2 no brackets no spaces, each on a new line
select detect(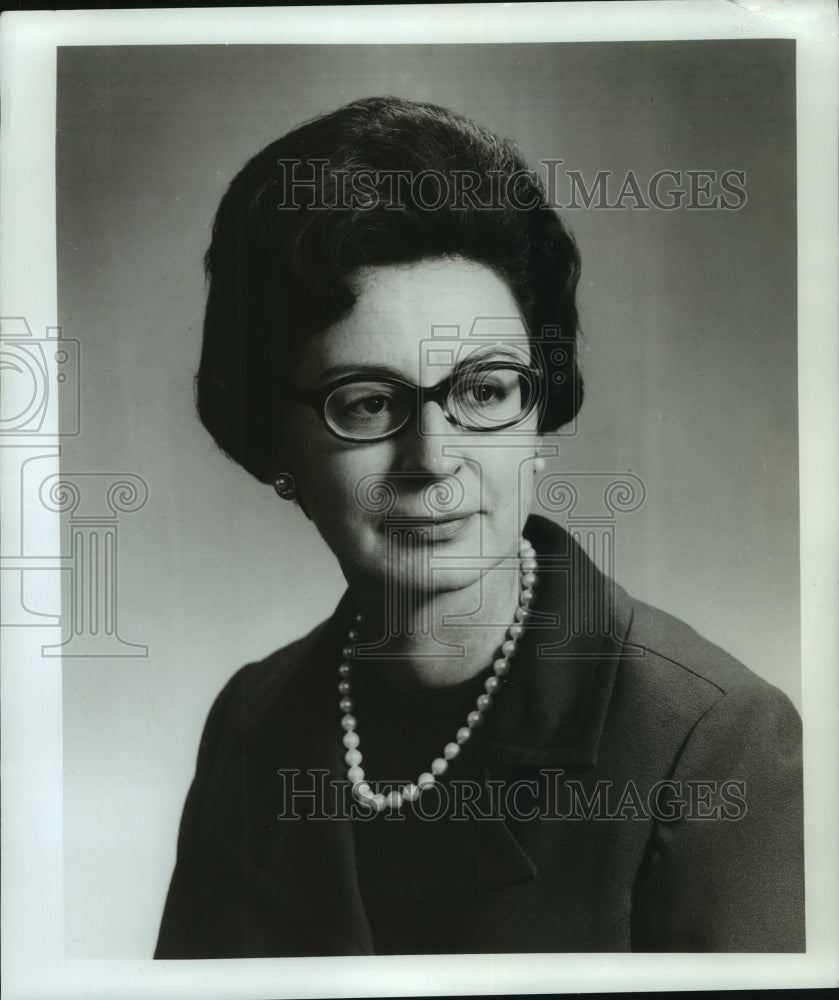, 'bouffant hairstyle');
196,96,583,483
